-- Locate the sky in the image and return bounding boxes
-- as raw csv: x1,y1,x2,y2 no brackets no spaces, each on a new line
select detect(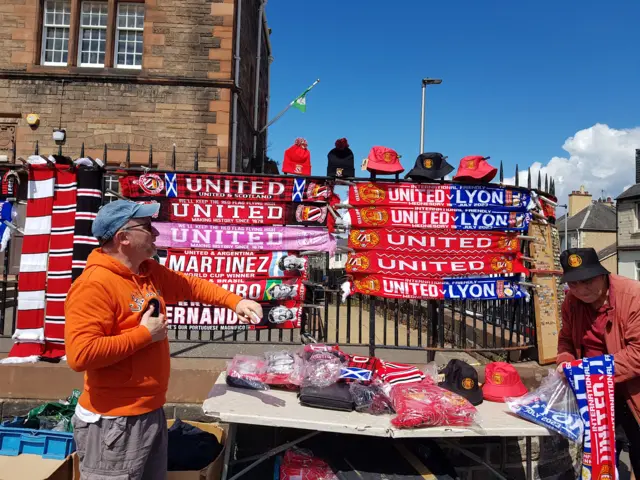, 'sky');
264,0,640,205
